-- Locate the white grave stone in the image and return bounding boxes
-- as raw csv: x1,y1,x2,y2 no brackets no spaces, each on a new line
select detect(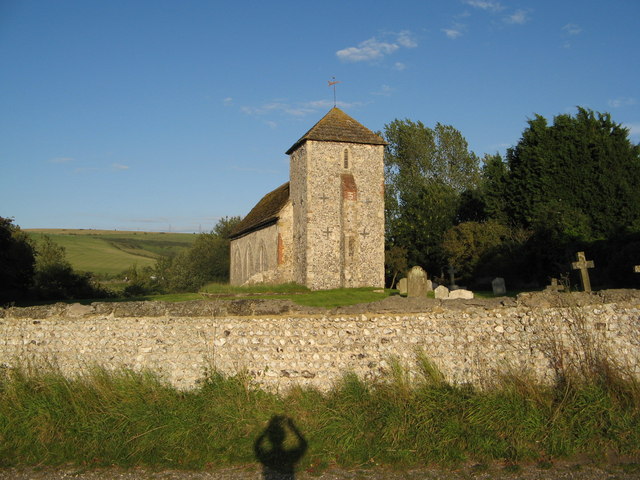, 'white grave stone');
491,277,506,296
448,289,474,300
407,266,428,297
434,285,449,299
397,278,408,295
426,279,433,292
